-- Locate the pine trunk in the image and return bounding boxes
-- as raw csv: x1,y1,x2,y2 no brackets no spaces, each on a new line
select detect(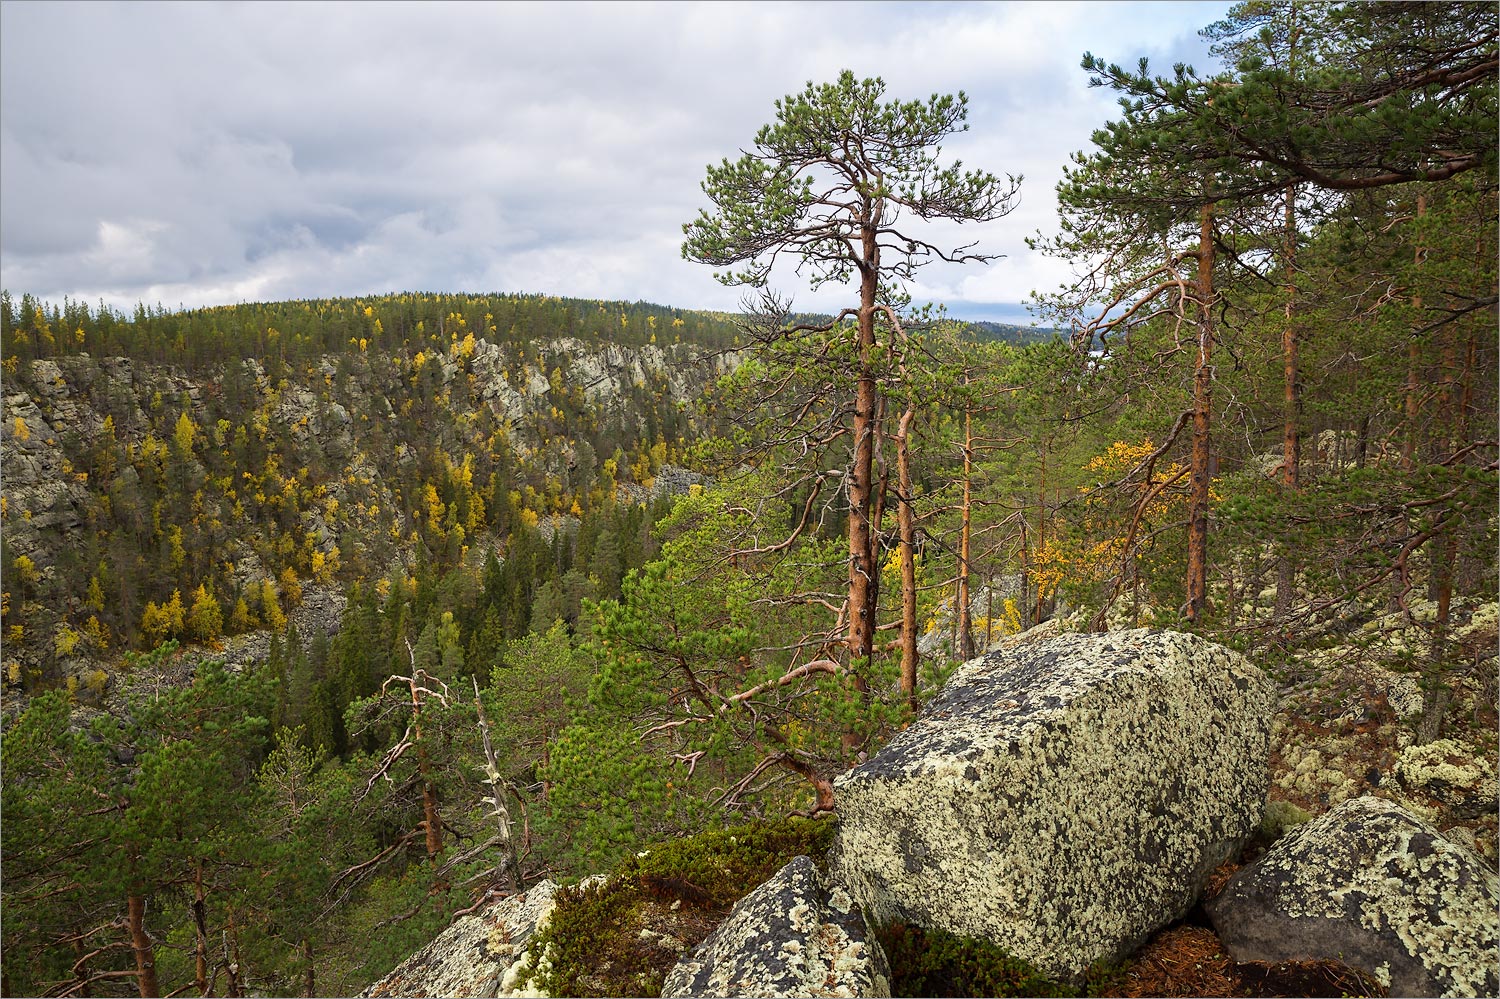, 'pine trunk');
72,932,93,997
420,756,443,859
408,672,443,859
224,907,243,999
1275,183,1300,621
1185,202,1215,624
1402,194,1428,470
1033,455,1047,626
1396,194,1428,613
956,387,975,659
192,862,209,996
844,212,881,751
128,893,159,999
896,407,919,712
